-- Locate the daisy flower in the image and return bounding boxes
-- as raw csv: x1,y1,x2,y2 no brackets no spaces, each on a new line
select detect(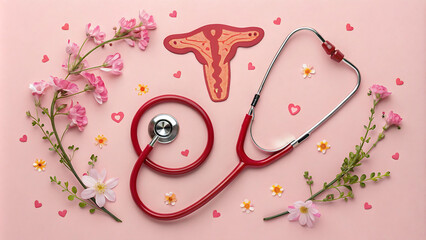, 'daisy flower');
240,199,254,213
33,159,46,172
164,192,177,206
288,200,320,228
95,135,108,148
270,184,284,197
301,64,315,78
81,169,119,208
317,140,330,154
135,84,149,95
